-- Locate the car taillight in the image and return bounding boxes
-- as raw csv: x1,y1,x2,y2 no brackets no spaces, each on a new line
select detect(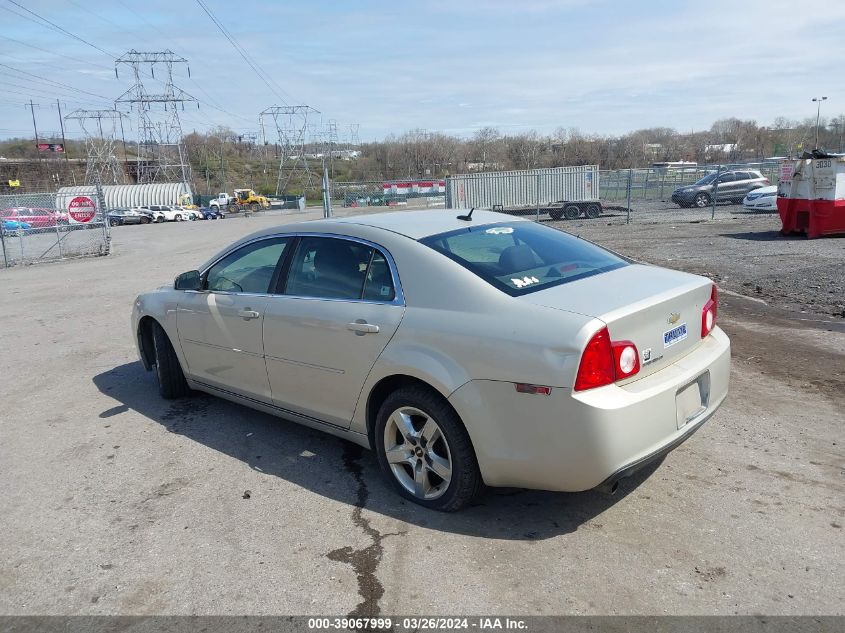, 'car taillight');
701,284,718,338
612,340,640,378
574,327,640,391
